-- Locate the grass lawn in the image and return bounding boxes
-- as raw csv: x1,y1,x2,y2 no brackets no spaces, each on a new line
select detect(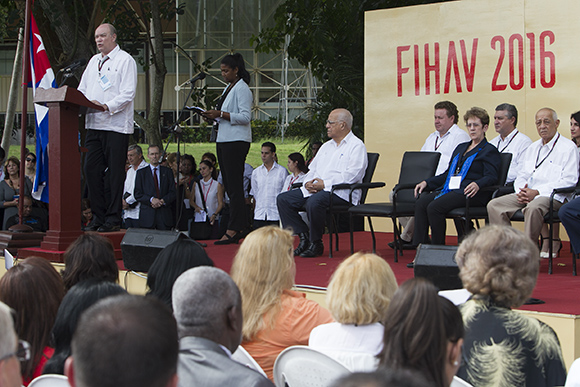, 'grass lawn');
6,138,309,170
